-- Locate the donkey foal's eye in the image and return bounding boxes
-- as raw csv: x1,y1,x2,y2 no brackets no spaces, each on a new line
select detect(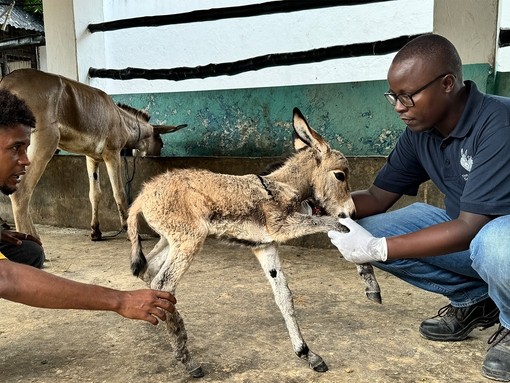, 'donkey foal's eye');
334,172,345,182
